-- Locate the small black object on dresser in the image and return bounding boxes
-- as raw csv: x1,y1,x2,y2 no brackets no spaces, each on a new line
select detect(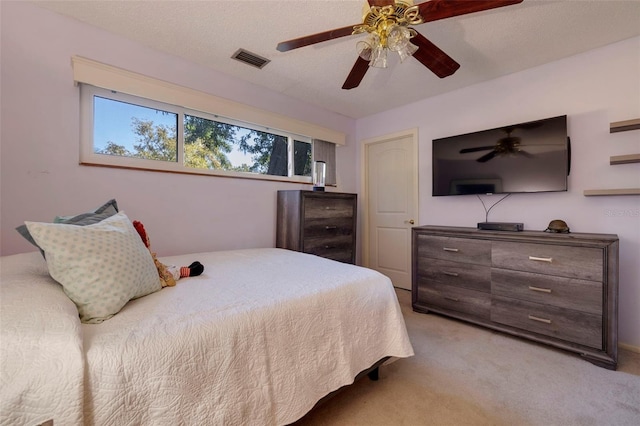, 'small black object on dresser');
477,222,524,231
276,190,357,264
412,225,619,369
